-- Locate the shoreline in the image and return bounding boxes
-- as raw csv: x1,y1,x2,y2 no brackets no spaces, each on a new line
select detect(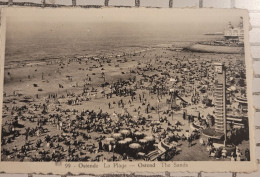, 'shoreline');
1,41,249,162
4,40,200,69
4,47,155,69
